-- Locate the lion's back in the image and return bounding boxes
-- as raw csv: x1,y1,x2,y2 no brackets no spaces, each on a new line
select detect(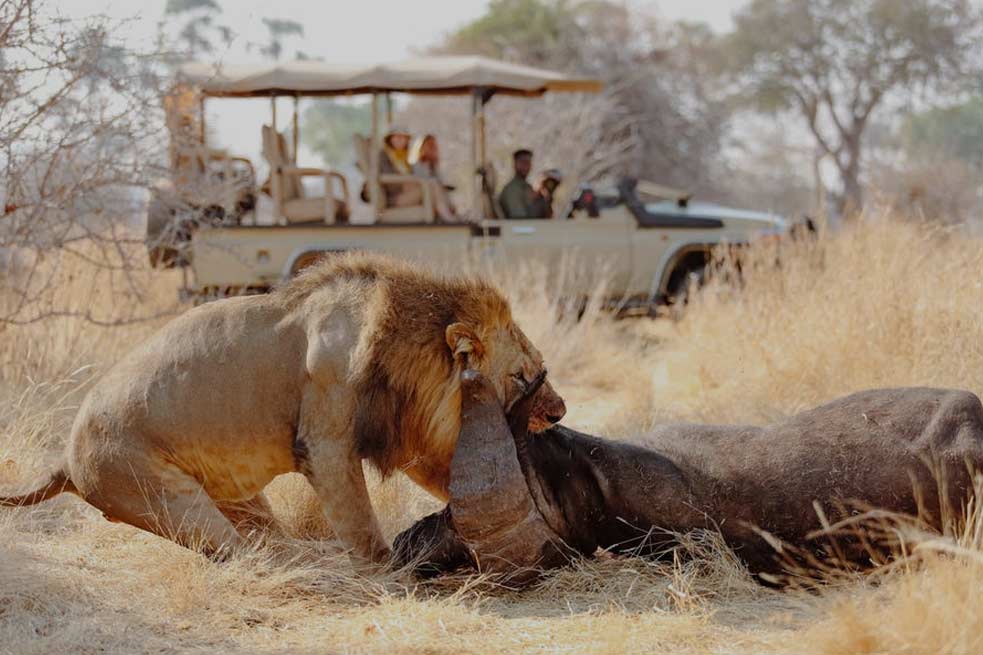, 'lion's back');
73,294,309,456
